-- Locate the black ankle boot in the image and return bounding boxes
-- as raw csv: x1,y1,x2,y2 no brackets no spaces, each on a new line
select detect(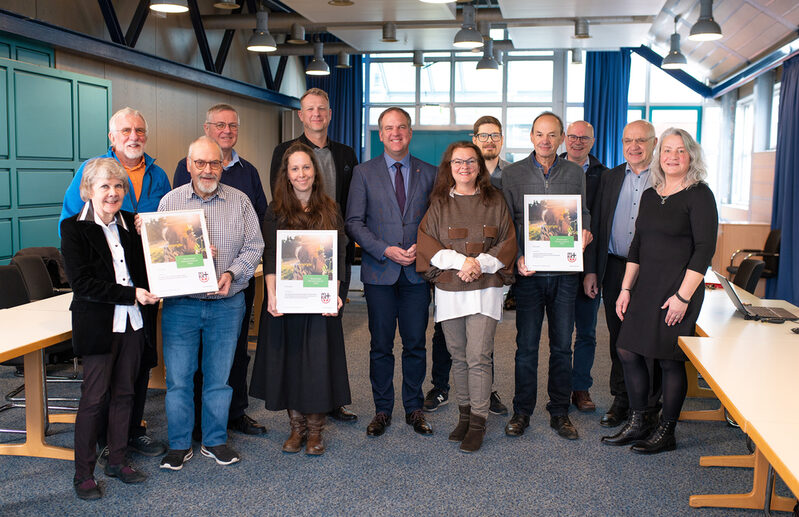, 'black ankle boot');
631,419,677,454
601,410,652,446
